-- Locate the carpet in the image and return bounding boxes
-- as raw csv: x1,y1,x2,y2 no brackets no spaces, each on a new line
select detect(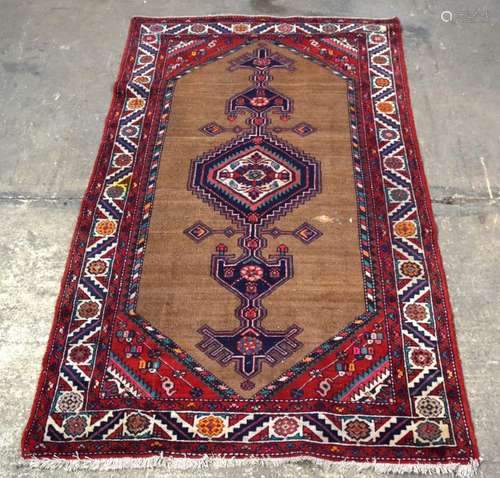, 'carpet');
22,15,479,474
